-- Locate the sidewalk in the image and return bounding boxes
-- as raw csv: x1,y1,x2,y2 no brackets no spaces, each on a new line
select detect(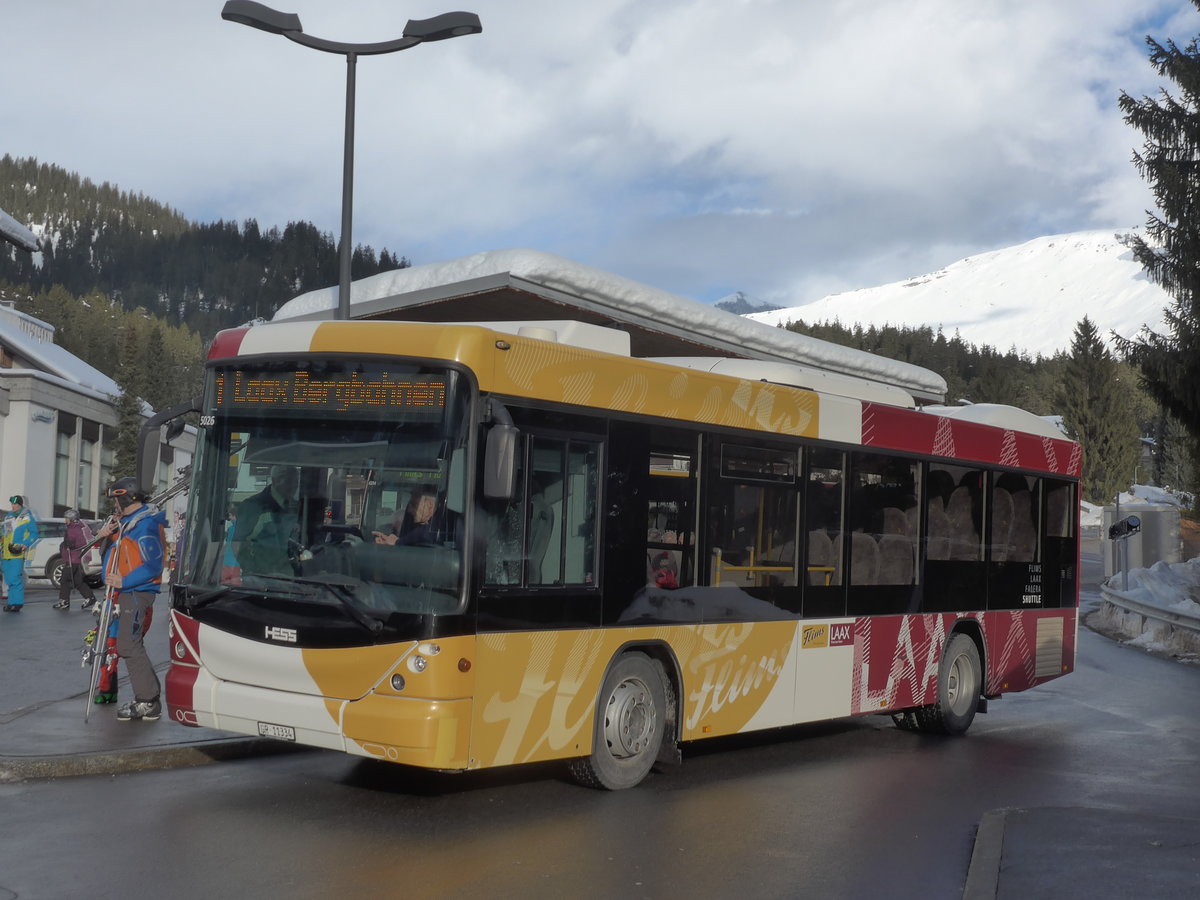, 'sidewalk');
0,585,297,782
964,807,1200,899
